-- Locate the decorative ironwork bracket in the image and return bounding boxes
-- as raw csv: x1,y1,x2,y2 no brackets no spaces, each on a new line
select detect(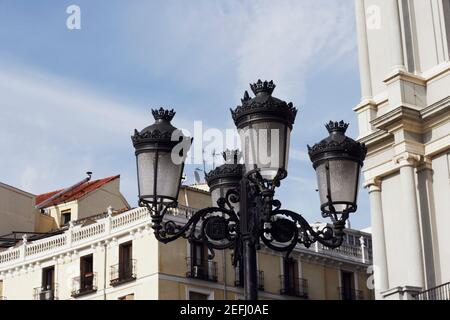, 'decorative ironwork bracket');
140,174,348,265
